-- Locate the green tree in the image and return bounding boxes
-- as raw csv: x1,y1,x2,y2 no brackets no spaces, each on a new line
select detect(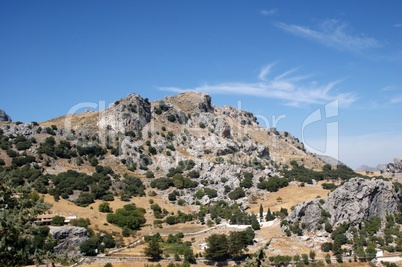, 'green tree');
99,202,112,213
228,188,245,200
265,208,275,221
259,204,263,219
106,204,146,230
228,231,247,258
205,234,229,261
0,174,53,267
365,245,377,261
325,253,331,264
309,250,316,262
293,254,301,263
183,248,196,264
80,235,101,256
251,214,261,230
335,253,343,263
144,238,163,260
302,253,309,265
50,215,65,226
